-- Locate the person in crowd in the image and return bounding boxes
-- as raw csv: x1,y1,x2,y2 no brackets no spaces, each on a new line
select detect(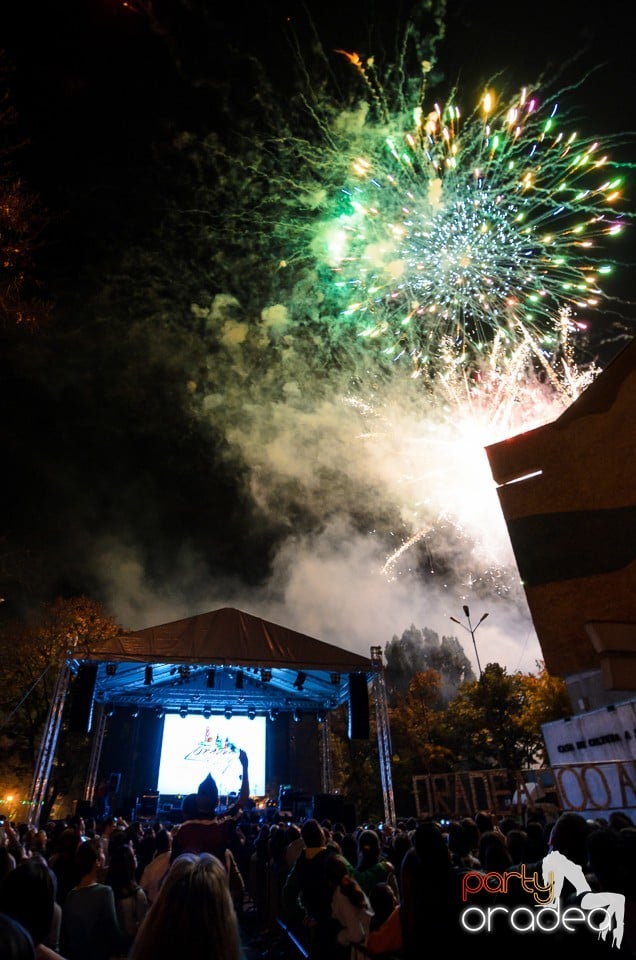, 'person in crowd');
325,853,373,960
139,828,172,905
171,749,250,864
282,818,343,959
135,827,158,884
129,852,242,960
262,823,294,929
338,833,358,870
0,912,36,960
1,820,27,867
522,819,549,862
0,847,17,883
458,817,481,865
284,823,305,870
383,829,410,897
505,826,528,866
447,820,481,871
609,812,634,832
352,830,397,898
95,816,119,865
400,820,465,956
24,828,50,862
170,751,250,910
105,840,149,941
474,810,496,837
477,829,513,872
60,837,129,960
365,881,402,957
247,823,271,921
47,828,82,907
0,858,66,960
